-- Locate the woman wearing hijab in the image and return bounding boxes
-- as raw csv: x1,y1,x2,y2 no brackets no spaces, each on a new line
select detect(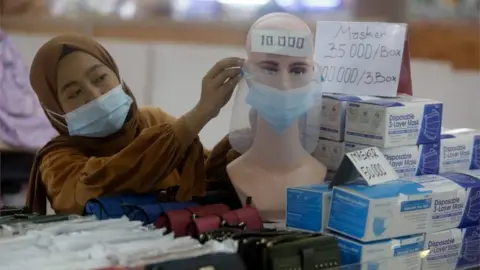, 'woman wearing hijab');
27,34,242,215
